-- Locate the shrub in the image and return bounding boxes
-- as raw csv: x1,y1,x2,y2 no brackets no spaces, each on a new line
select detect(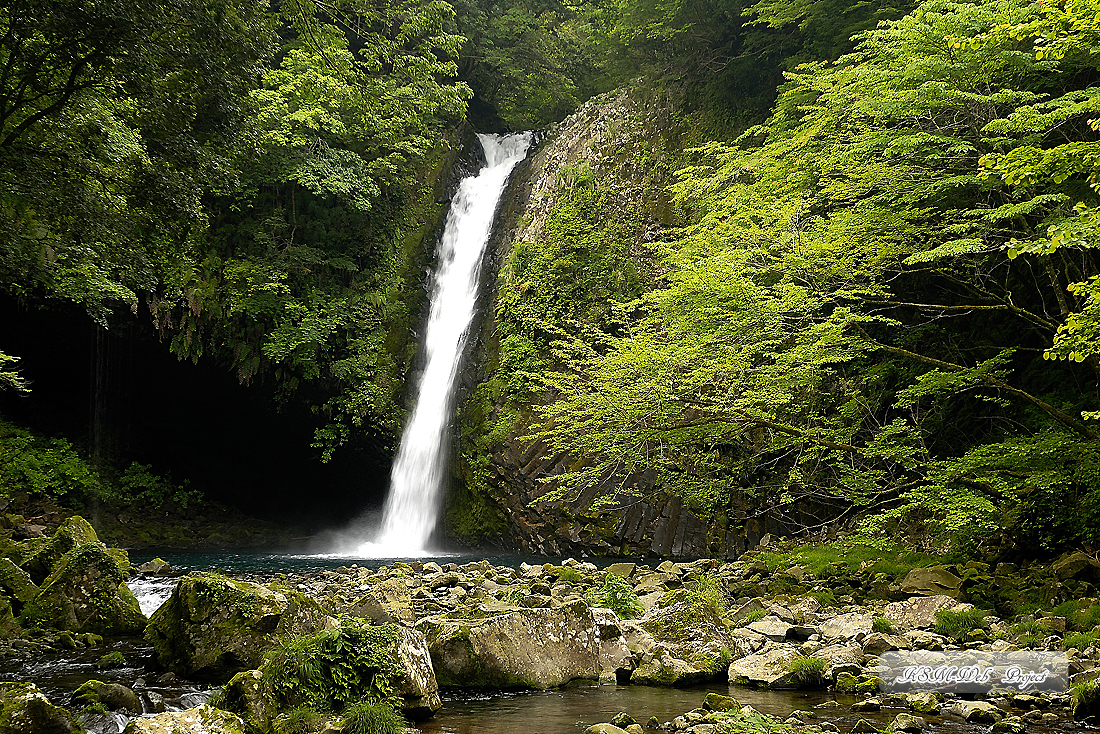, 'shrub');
0,421,101,505
275,706,326,734
1065,631,1099,650
787,655,827,688
341,700,404,734
687,574,727,617
586,573,644,620
872,617,894,634
1008,620,1048,648
933,608,988,643
741,609,767,625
